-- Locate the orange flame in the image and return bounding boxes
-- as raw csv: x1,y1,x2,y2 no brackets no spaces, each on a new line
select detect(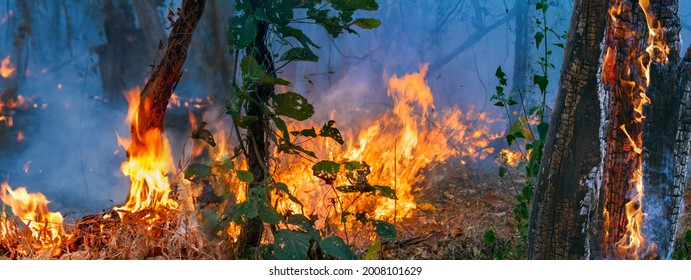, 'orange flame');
113,87,178,222
0,95,26,127
272,64,501,229
0,55,15,78
0,182,65,249
603,0,669,259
